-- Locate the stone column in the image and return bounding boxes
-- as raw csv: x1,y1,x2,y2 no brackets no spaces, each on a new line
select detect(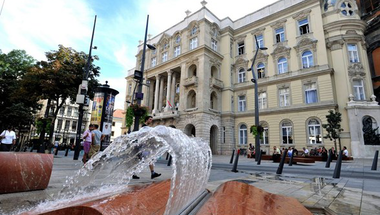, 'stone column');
171,73,176,109
165,70,173,111
159,75,165,112
153,74,160,114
